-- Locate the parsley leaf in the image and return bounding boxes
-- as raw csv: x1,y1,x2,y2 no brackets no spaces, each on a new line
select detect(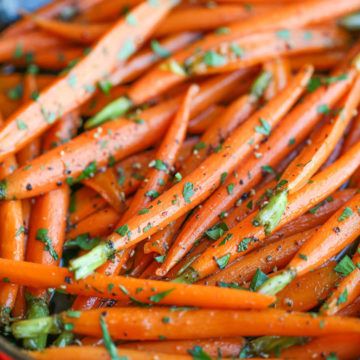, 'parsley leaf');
151,40,171,58
338,207,353,222
334,255,356,276
36,228,58,260
205,222,228,240
183,182,194,203
214,253,231,269
255,118,271,136
149,288,174,303
250,269,269,291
